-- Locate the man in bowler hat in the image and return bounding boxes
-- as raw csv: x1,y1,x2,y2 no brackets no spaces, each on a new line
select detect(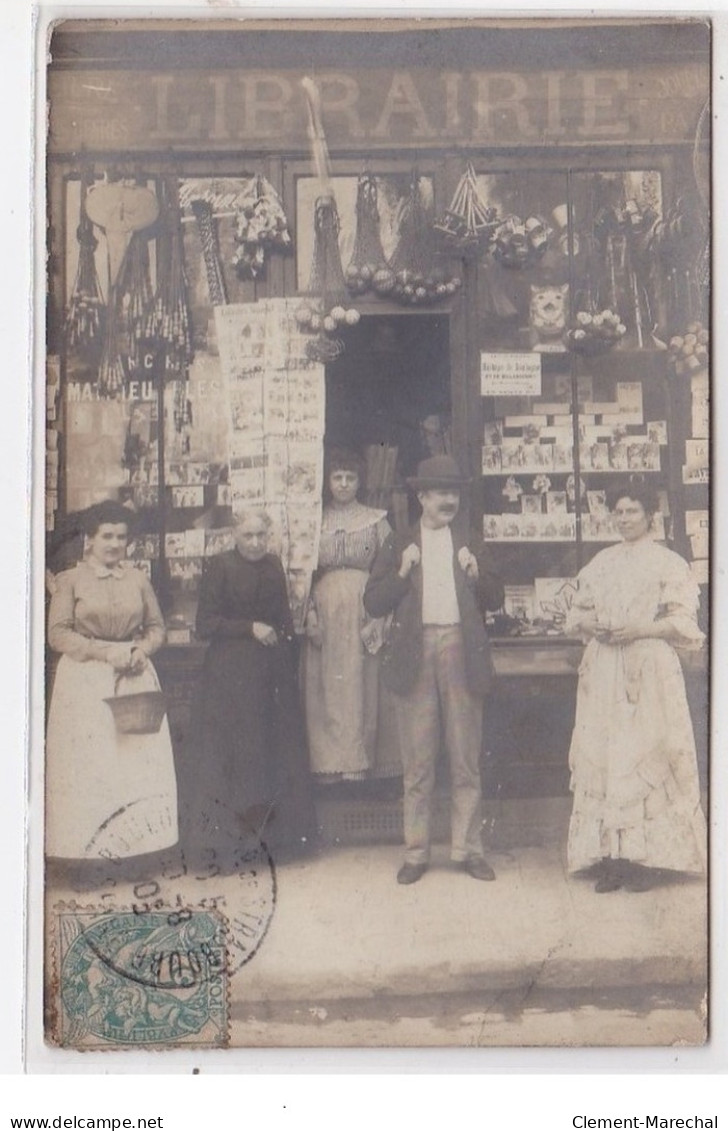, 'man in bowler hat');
364,455,504,884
